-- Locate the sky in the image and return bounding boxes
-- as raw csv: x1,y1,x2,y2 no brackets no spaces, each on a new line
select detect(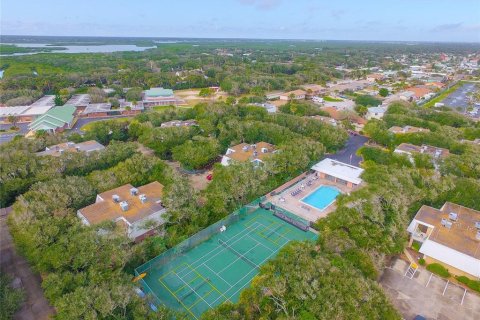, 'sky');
1,0,480,42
